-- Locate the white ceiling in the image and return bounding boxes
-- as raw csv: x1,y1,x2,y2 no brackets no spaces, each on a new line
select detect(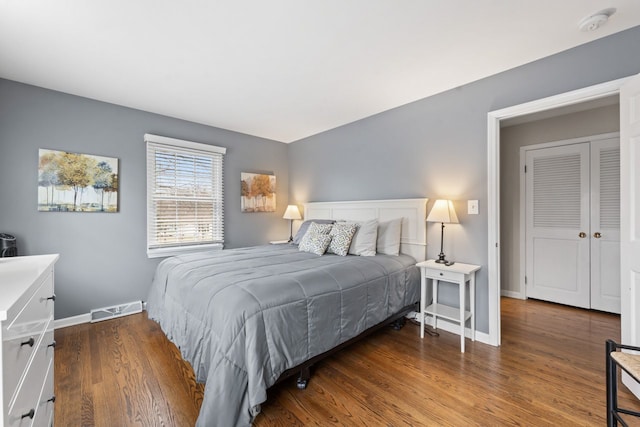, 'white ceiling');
1,1,639,143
